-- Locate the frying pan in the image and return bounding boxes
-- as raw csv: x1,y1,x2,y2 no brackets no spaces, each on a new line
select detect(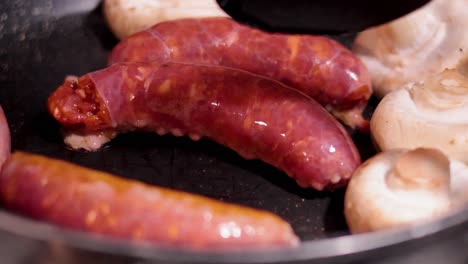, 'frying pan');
0,0,467,263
